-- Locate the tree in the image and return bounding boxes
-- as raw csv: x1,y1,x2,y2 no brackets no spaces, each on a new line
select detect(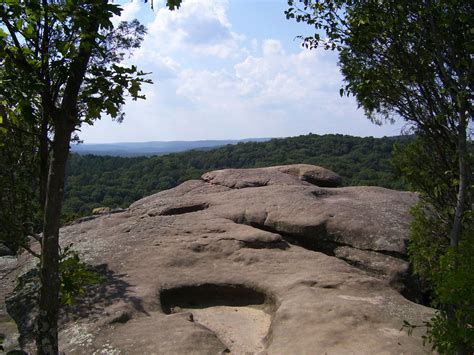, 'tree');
0,120,41,255
392,136,474,353
286,0,473,353
0,1,181,353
